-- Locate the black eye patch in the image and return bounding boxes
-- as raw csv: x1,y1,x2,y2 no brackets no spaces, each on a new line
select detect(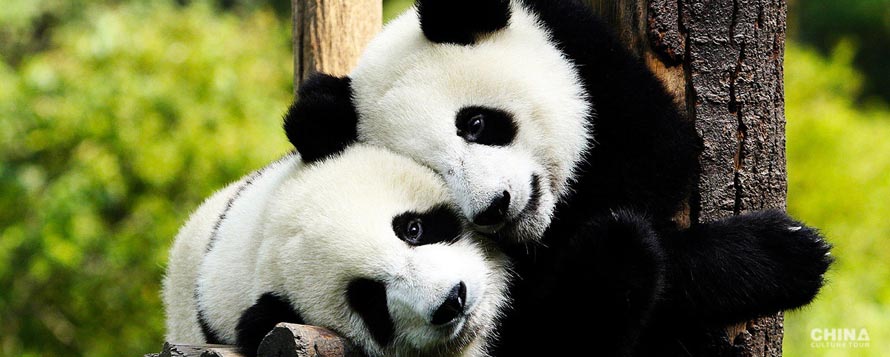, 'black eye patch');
455,106,518,146
392,205,463,246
